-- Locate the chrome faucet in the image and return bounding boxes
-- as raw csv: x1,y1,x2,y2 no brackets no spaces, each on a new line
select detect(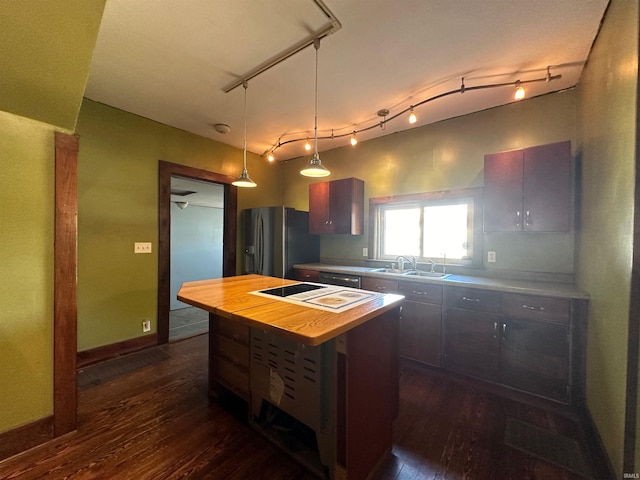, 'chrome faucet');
427,259,437,272
395,255,417,271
